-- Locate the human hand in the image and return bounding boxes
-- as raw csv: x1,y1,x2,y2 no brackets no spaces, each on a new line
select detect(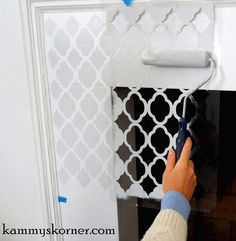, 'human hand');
162,137,197,201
